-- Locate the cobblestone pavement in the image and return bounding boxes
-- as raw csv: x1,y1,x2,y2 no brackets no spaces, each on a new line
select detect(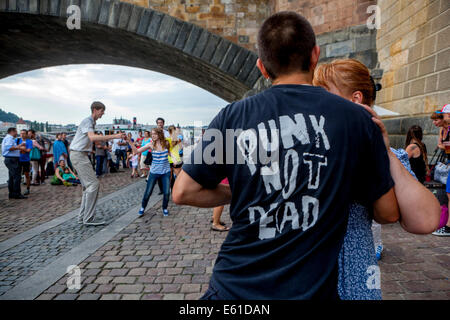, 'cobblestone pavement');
0,169,140,242
38,204,449,300
379,224,450,300
0,177,147,296
38,202,230,300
